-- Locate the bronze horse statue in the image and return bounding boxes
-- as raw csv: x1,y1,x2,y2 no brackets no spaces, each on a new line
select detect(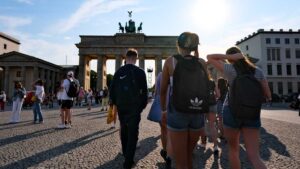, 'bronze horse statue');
137,22,143,33
118,22,124,33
